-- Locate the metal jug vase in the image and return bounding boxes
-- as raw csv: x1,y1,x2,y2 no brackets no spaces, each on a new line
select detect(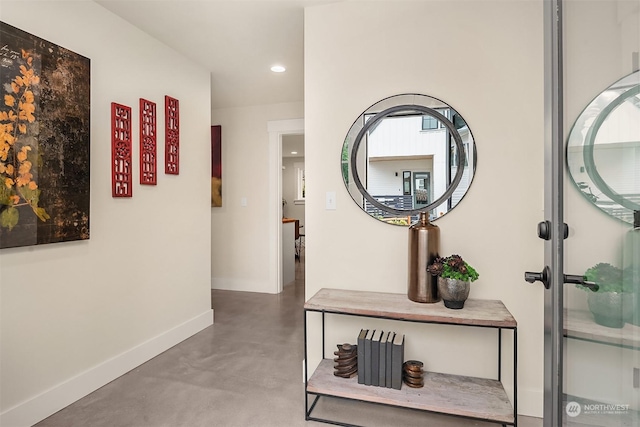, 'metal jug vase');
407,212,440,303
